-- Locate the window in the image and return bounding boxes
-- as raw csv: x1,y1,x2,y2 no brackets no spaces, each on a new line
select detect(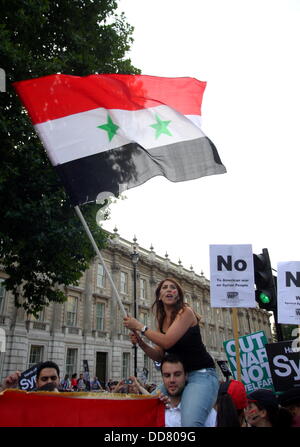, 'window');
66,348,78,377
143,354,149,371
122,352,130,379
96,302,105,331
139,311,148,326
228,329,233,339
140,278,146,300
29,345,44,368
206,306,212,324
97,264,105,288
219,329,225,351
216,309,223,325
209,325,216,349
226,309,232,325
0,279,6,313
120,305,130,334
194,300,200,316
66,296,77,327
34,308,45,322
120,272,128,294
185,293,191,306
